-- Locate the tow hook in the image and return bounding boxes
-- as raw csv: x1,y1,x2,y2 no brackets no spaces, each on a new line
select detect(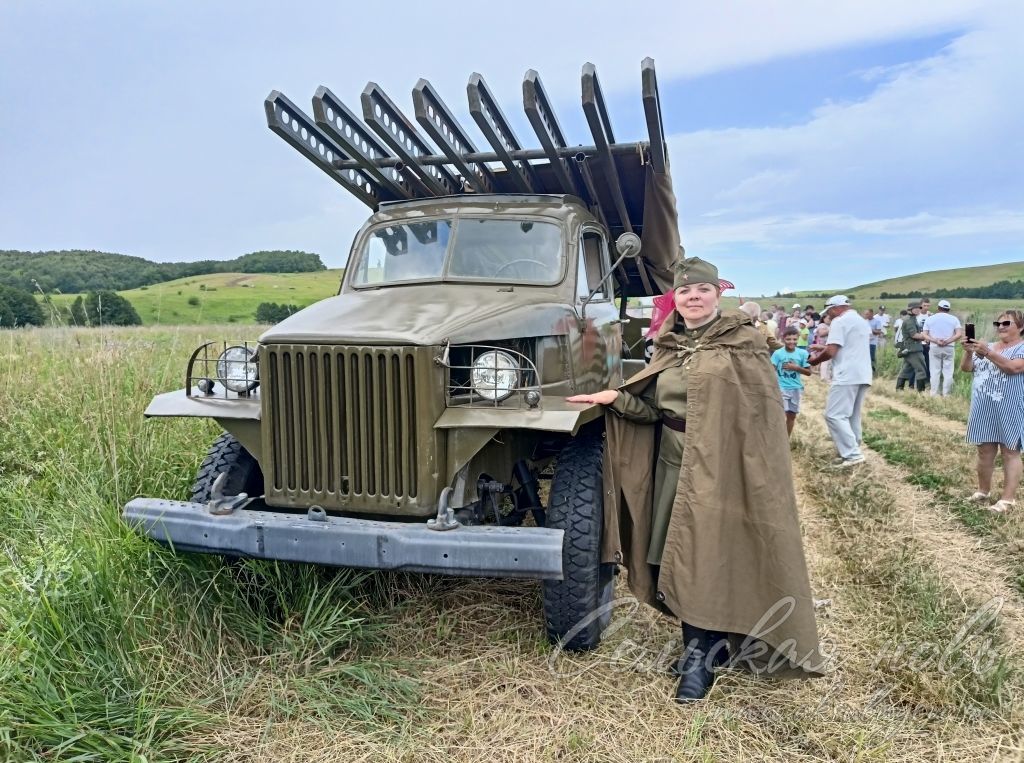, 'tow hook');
206,472,249,515
426,487,460,531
